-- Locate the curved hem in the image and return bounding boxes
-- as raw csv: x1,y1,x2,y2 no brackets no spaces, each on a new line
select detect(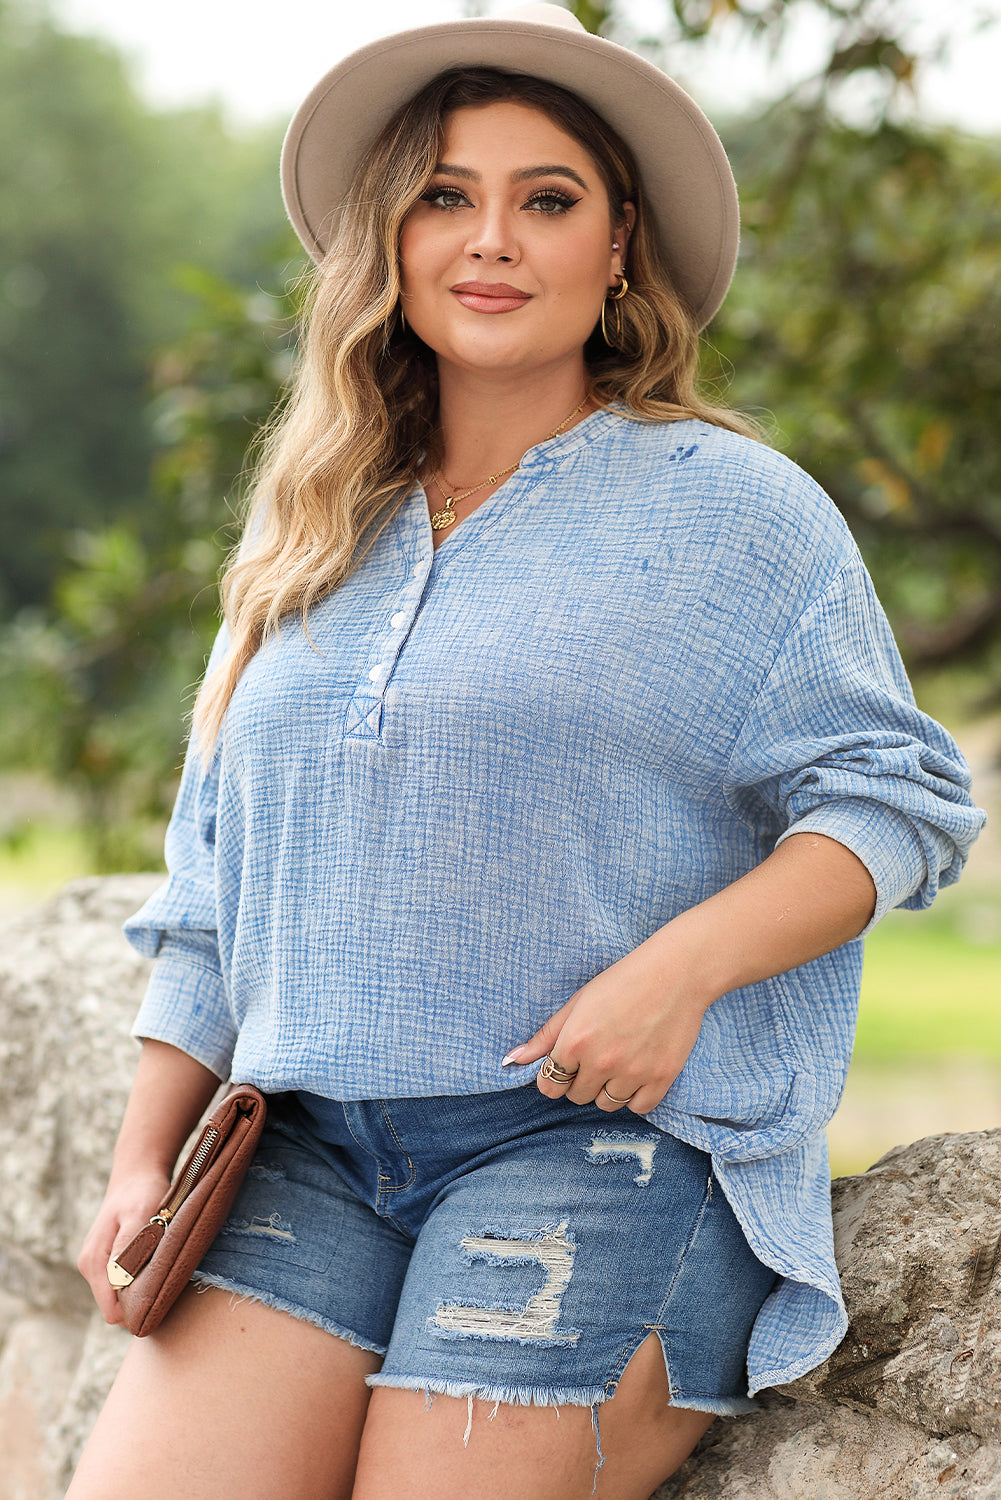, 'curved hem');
191,1273,387,1357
